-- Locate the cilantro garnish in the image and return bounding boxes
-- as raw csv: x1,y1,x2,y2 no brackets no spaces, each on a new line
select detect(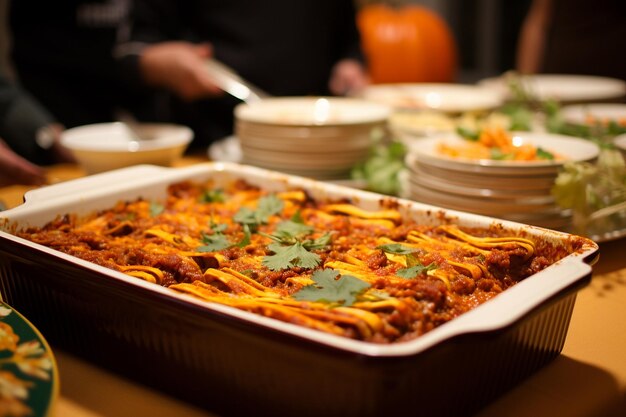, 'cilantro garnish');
263,241,323,271
233,194,284,230
396,262,437,279
269,220,314,243
293,269,370,306
378,243,437,279
536,147,555,160
456,126,480,141
261,220,332,271
198,231,232,252
236,224,252,248
376,243,416,255
149,202,165,217
201,189,225,203
197,221,251,252
490,148,514,160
